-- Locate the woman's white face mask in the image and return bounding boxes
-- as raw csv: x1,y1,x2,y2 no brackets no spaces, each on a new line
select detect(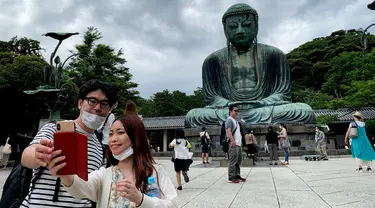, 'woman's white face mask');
113,146,134,161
